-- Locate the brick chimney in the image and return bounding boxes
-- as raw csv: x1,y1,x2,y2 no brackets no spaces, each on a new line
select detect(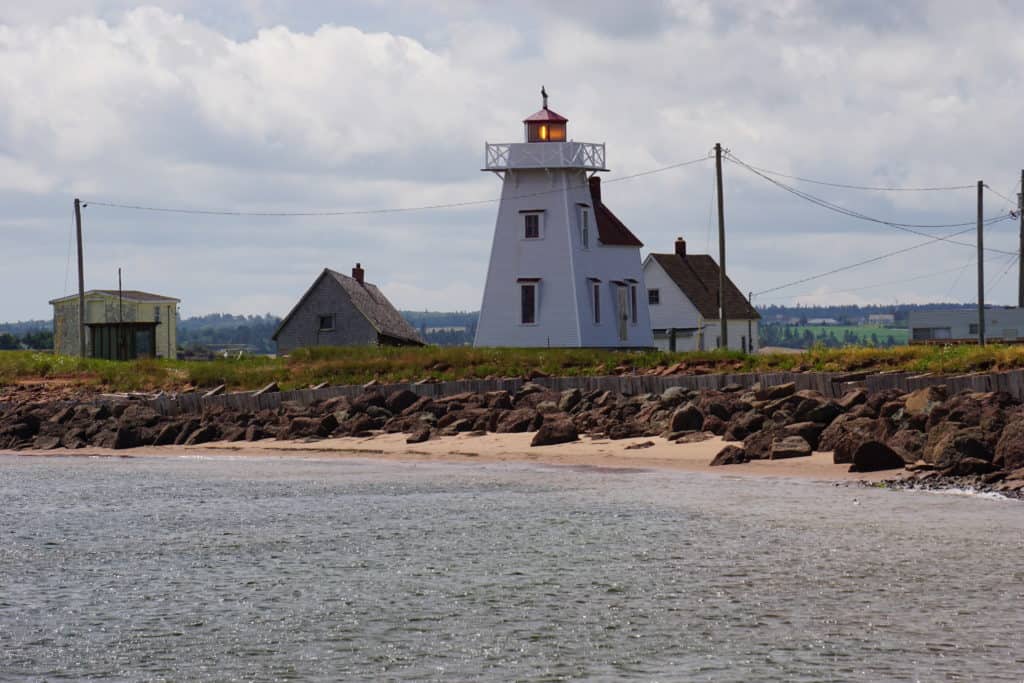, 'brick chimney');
352,262,365,284
674,237,686,257
588,175,601,203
